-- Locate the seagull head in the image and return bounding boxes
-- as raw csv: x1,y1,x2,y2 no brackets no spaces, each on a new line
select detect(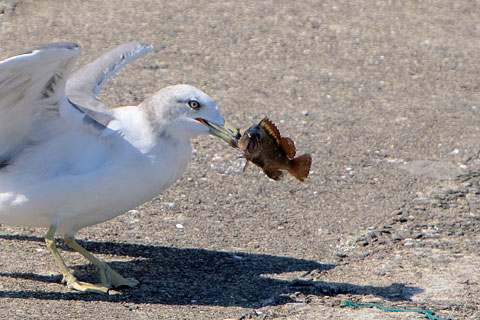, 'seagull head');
143,84,238,144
